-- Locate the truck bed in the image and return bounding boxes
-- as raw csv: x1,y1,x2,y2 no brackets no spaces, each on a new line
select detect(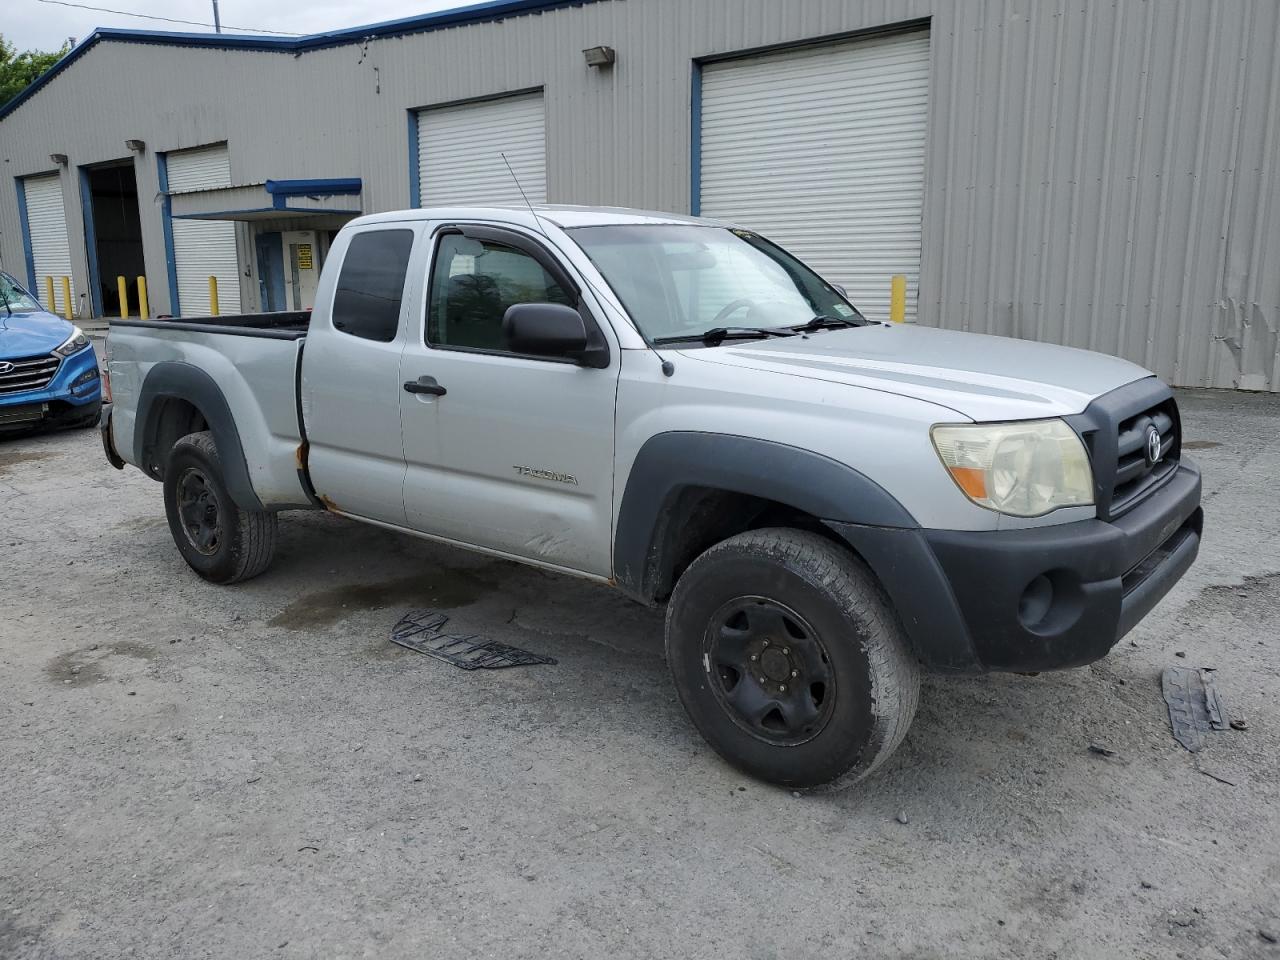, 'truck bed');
106,314,313,508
